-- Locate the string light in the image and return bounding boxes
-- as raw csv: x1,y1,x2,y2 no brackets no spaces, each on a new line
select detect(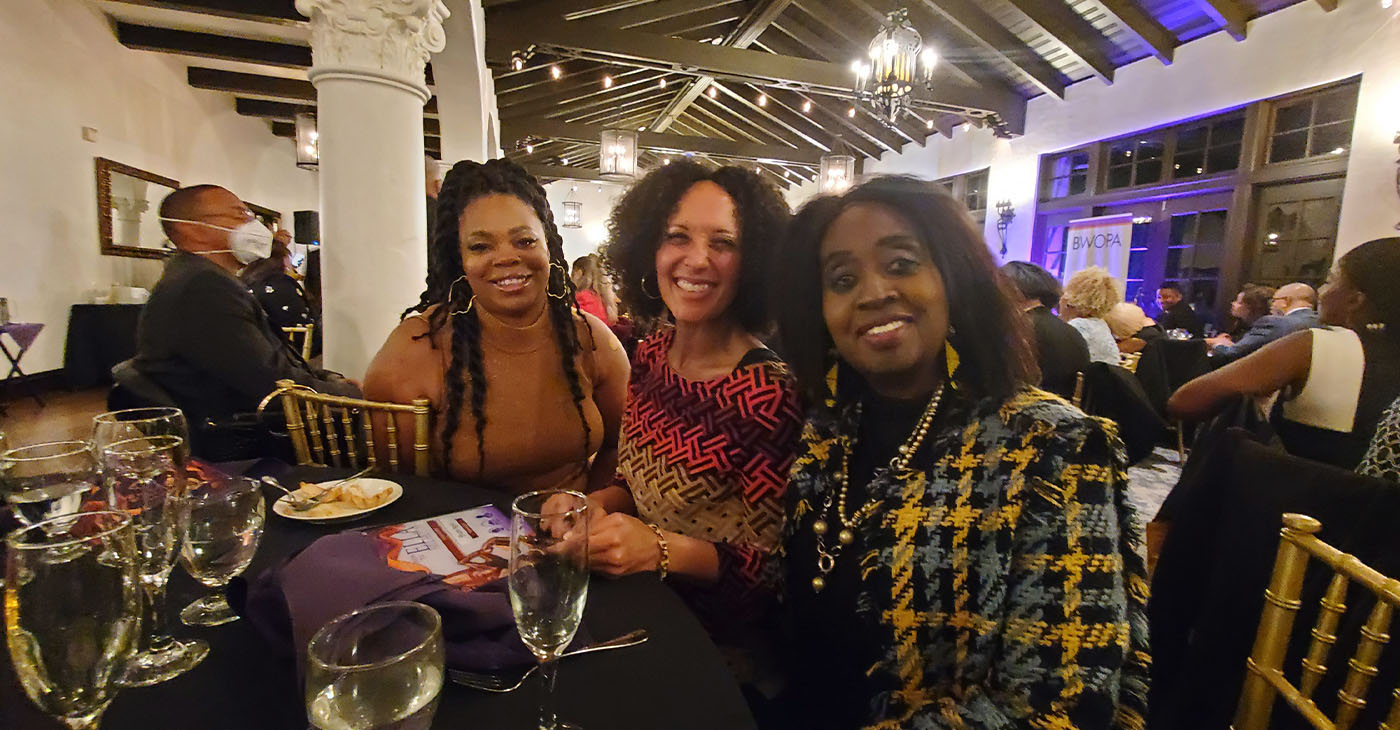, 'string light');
707,86,718,99
758,93,767,107
659,78,667,88
802,100,812,113
602,74,613,88
926,119,934,130
550,65,561,79
847,107,856,118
